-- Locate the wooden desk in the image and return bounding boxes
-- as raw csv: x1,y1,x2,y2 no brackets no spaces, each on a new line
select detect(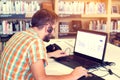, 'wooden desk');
45,39,120,80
